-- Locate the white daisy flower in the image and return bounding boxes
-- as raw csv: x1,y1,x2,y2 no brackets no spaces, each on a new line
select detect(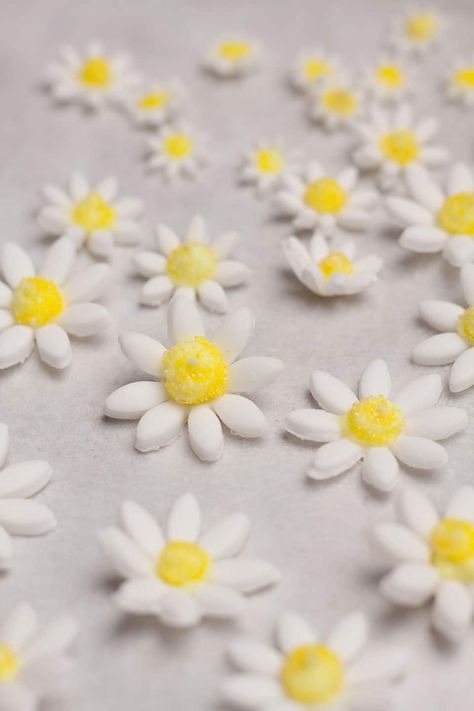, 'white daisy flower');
238,139,299,196
445,57,474,108
99,493,280,629
308,77,363,131
105,296,283,462
286,359,467,493
283,233,382,297
203,35,262,78
38,172,144,259
0,239,111,370
390,8,441,57
275,163,377,234
372,485,474,641
386,162,474,266
124,79,184,128
0,601,78,709
44,41,139,110
290,46,342,94
133,215,251,313
353,104,449,191
363,55,412,104
146,123,207,180
222,610,407,710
